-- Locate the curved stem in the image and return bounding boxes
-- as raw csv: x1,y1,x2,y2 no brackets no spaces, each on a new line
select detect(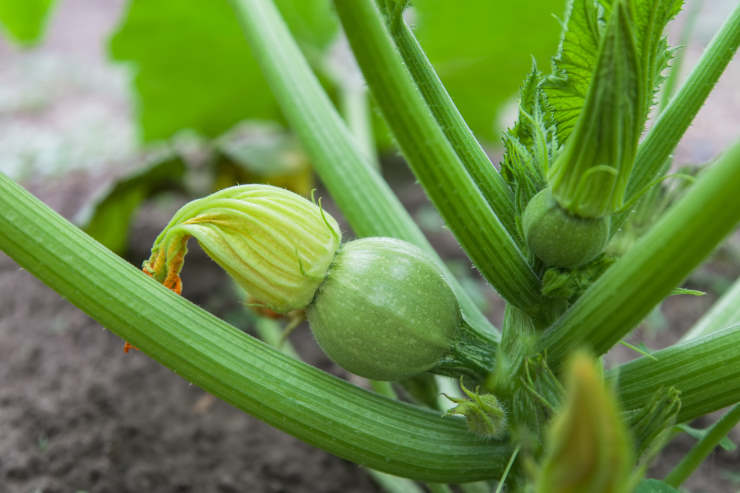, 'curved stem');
0,173,512,482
